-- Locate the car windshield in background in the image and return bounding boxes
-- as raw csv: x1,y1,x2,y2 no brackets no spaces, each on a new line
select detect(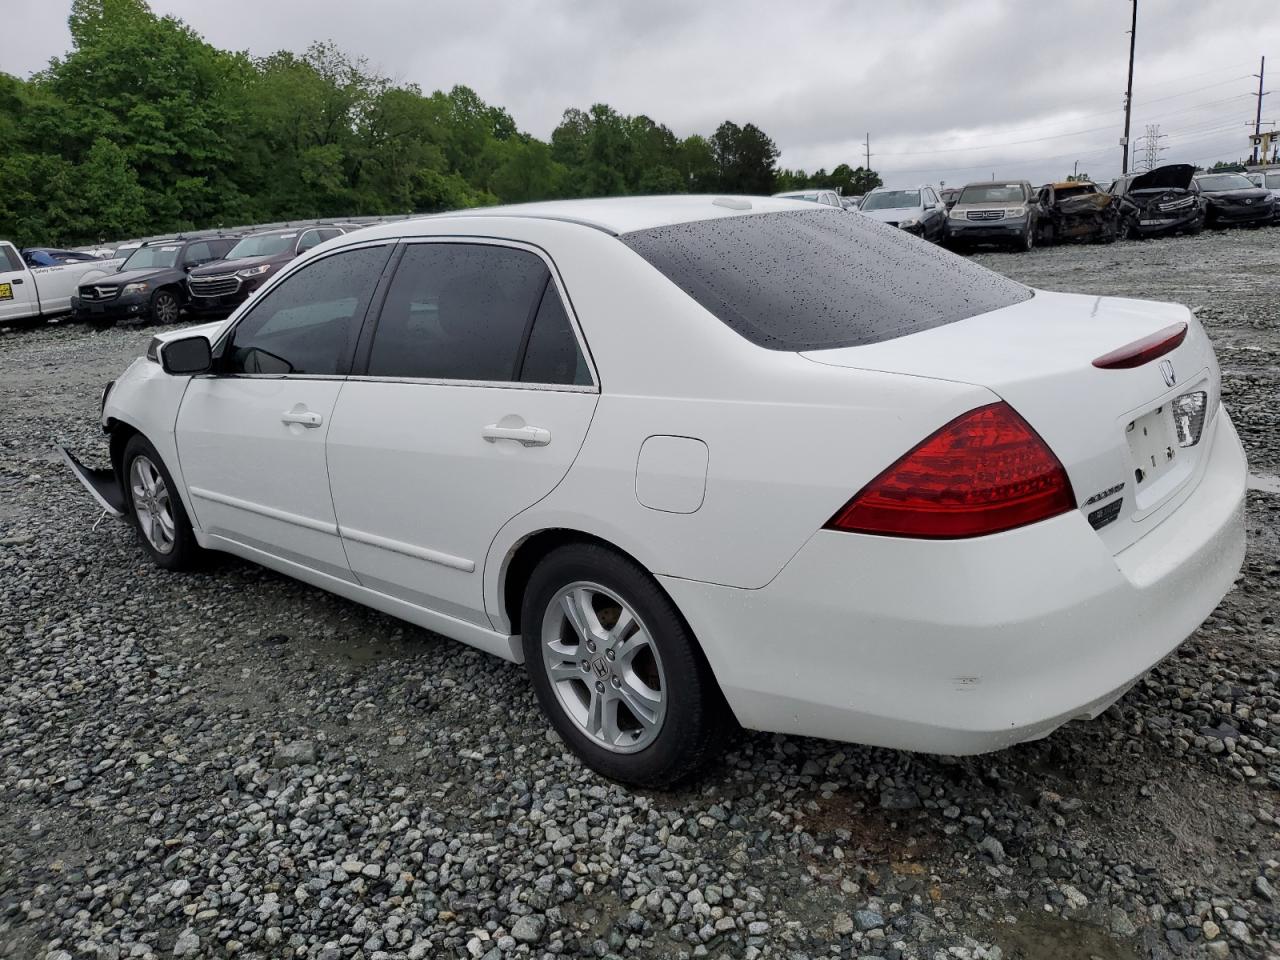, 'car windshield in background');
958,184,1025,204
227,234,295,259
862,190,921,210
1197,174,1256,191
122,245,181,270
1054,185,1096,199
779,193,822,202
1266,173,1280,189
621,209,1032,351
